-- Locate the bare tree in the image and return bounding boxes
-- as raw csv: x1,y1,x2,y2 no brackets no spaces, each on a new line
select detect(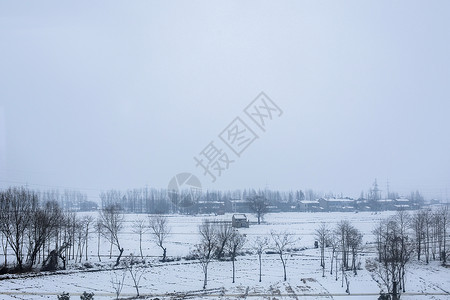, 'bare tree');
27,200,64,268
423,209,432,264
438,206,449,264
132,219,148,259
227,230,246,283
371,215,414,300
111,270,126,300
124,254,146,297
327,234,339,276
149,215,171,261
81,216,93,261
195,220,217,289
393,210,412,292
348,226,363,275
99,204,124,266
412,210,426,261
315,223,330,277
248,195,268,225
66,212,77,261
334,220,362,272
94,220,102,262
75,218,84,263
253,237,270,282
270,231,296,281
59,212,73,268
1,232,7,268
215,222,234,259
100,190,123,210
0,187,38,271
